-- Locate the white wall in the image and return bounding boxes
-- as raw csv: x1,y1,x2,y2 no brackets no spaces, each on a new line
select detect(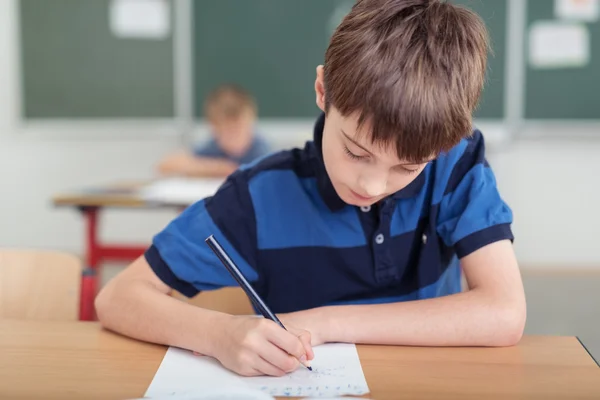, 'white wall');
1,0,599,269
